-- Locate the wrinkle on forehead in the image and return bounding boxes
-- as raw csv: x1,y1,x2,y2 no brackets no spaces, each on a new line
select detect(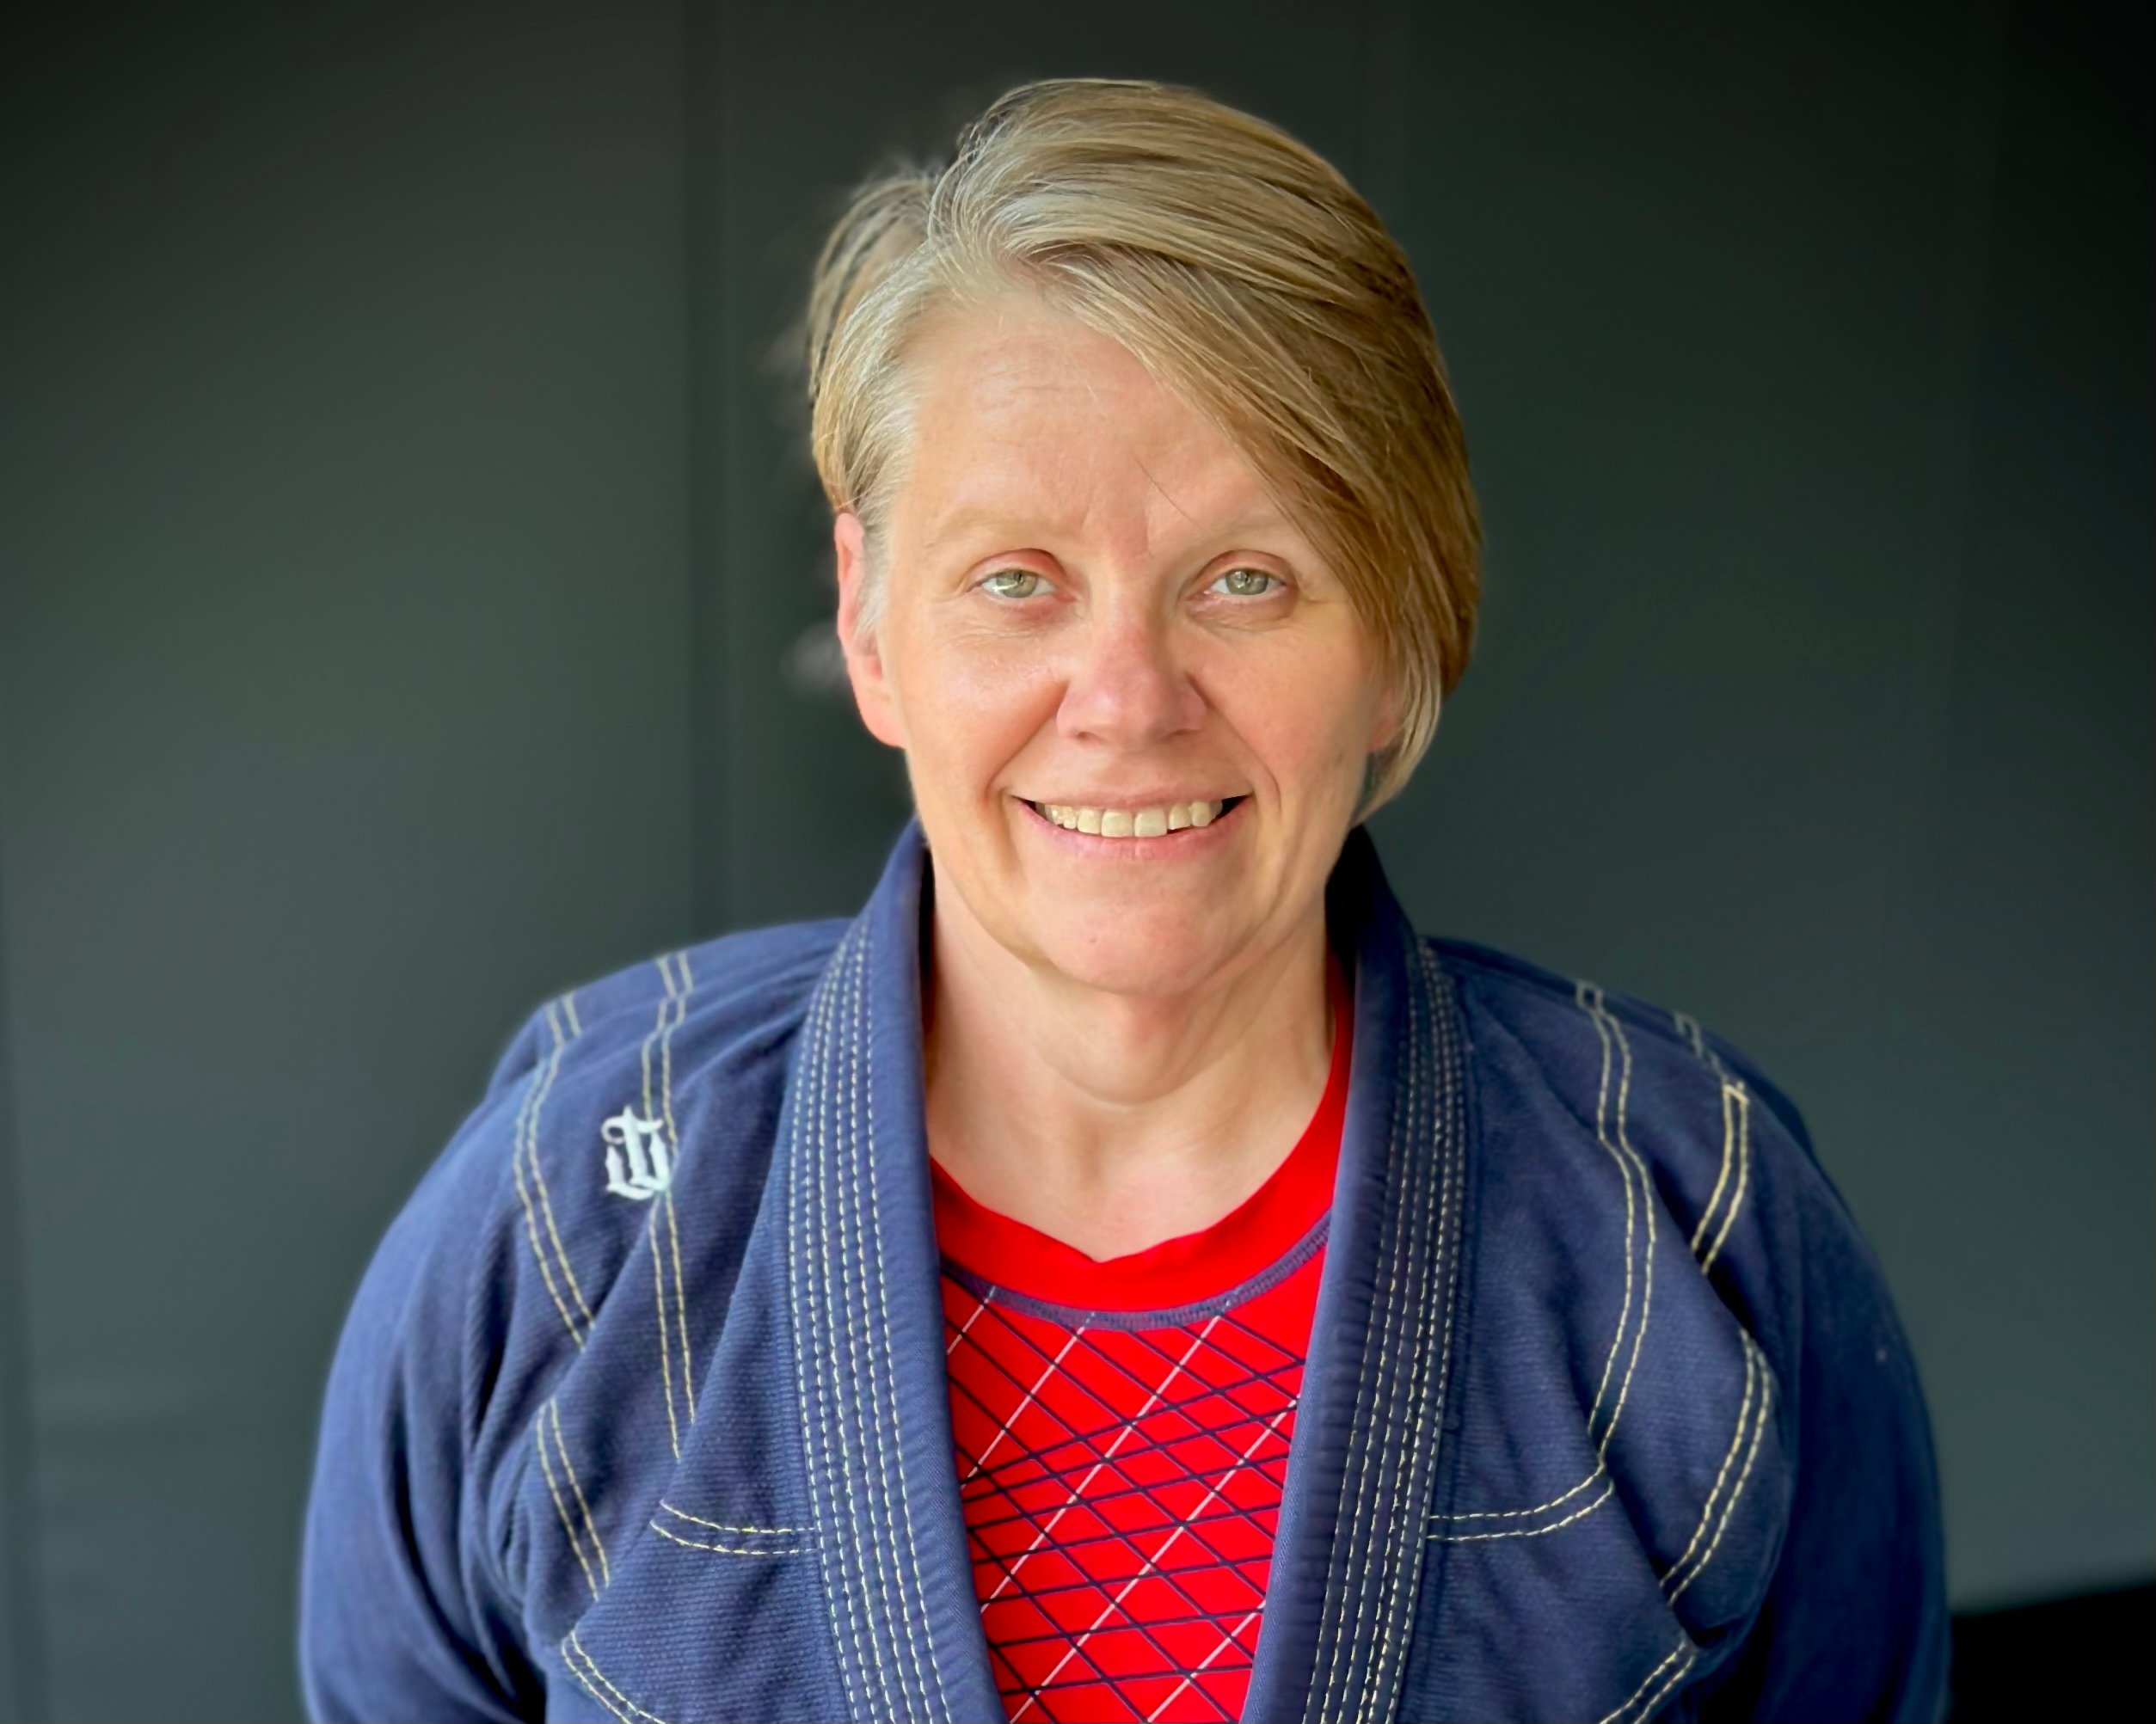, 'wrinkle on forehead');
904,314,1287,566
917,467,1286,567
